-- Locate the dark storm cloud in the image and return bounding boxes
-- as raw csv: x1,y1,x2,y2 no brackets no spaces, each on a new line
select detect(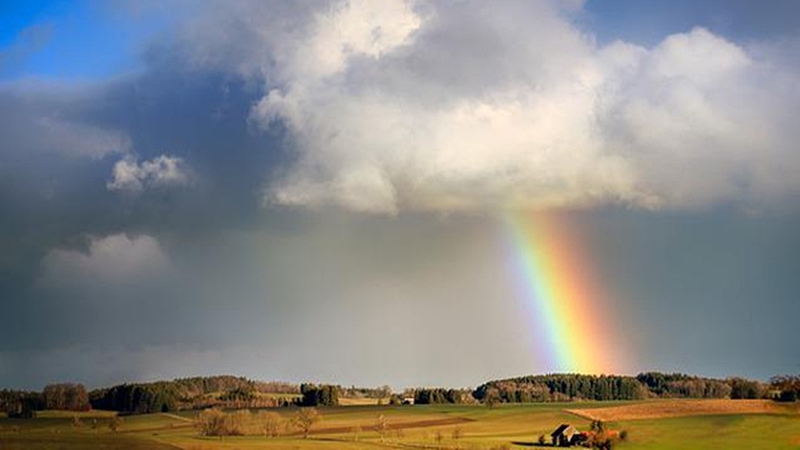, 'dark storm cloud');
0,65,289,259
0,49,297,373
